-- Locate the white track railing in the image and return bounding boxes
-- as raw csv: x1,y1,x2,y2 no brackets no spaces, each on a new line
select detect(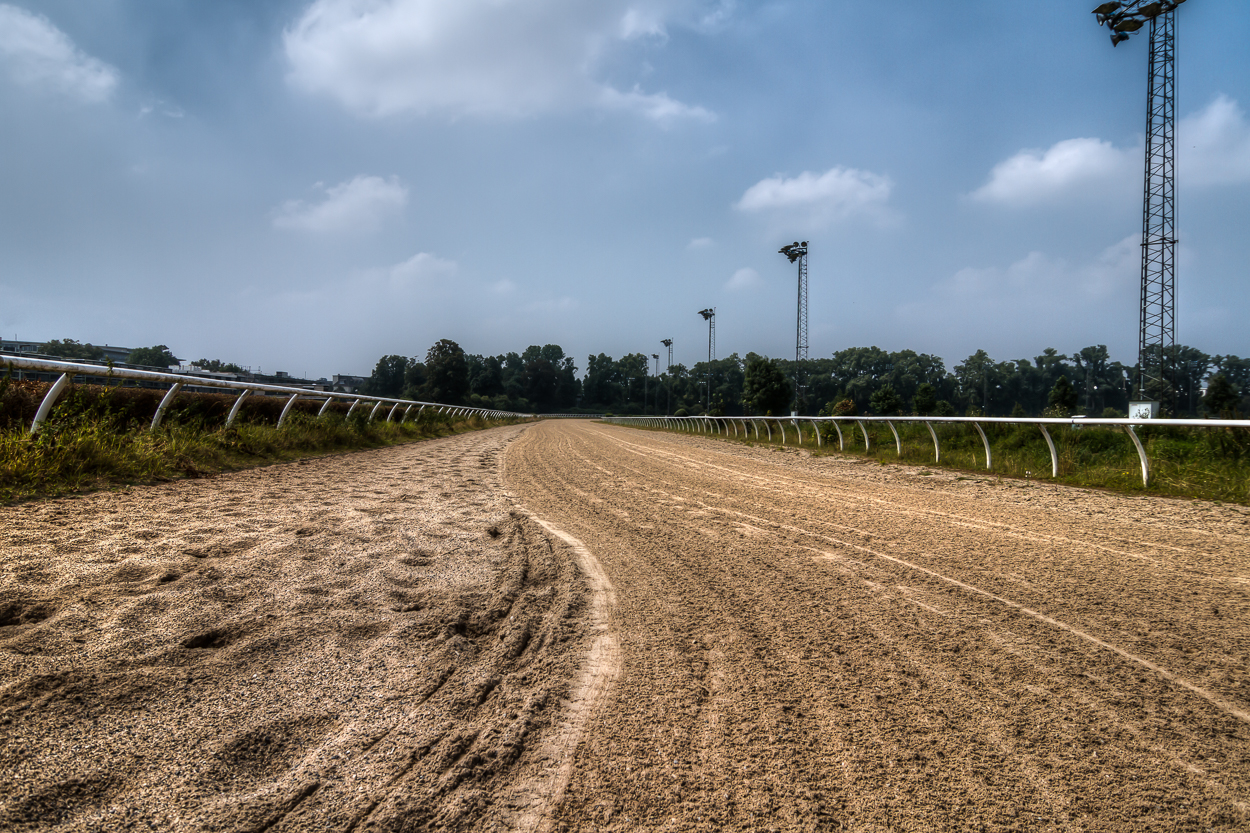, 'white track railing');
602,413,1250,488
2,355,531,434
